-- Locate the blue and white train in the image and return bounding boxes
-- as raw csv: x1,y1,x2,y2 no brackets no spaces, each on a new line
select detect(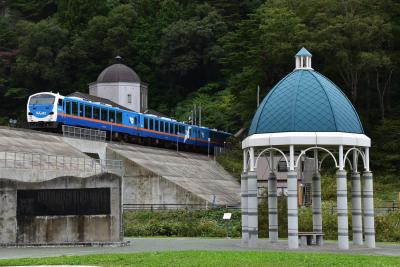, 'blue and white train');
27,92,230,150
